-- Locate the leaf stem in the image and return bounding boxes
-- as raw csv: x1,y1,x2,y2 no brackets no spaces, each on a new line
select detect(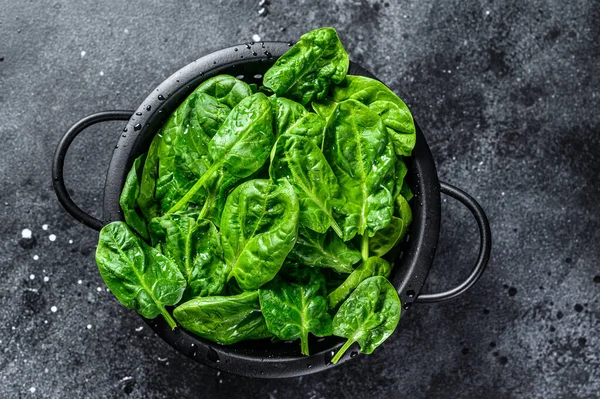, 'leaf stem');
300,332,310,356
331,339,354,364
361,234,369,260
330,218,344,239
160,306,177,330
167,162,221,214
